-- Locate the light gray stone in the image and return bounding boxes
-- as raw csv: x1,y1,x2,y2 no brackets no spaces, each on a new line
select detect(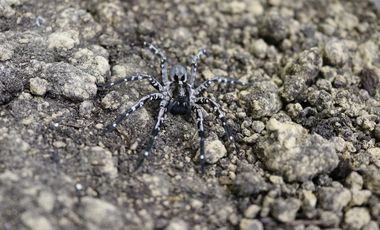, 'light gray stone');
258,118,339,182
344,208,371,230
204,139,227,164
30,77,49,96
